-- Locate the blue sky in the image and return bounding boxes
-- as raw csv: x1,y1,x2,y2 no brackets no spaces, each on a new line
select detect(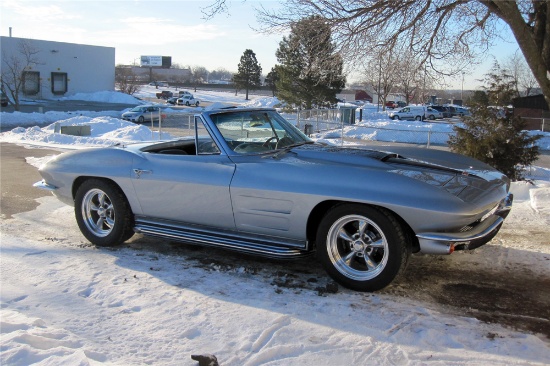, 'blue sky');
1,0,521,90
